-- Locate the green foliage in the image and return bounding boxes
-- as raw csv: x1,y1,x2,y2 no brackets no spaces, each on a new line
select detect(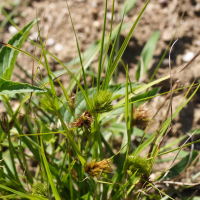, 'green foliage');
136,30,160,81
0,1,199,200
0,19,38,80
0,78,45,95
